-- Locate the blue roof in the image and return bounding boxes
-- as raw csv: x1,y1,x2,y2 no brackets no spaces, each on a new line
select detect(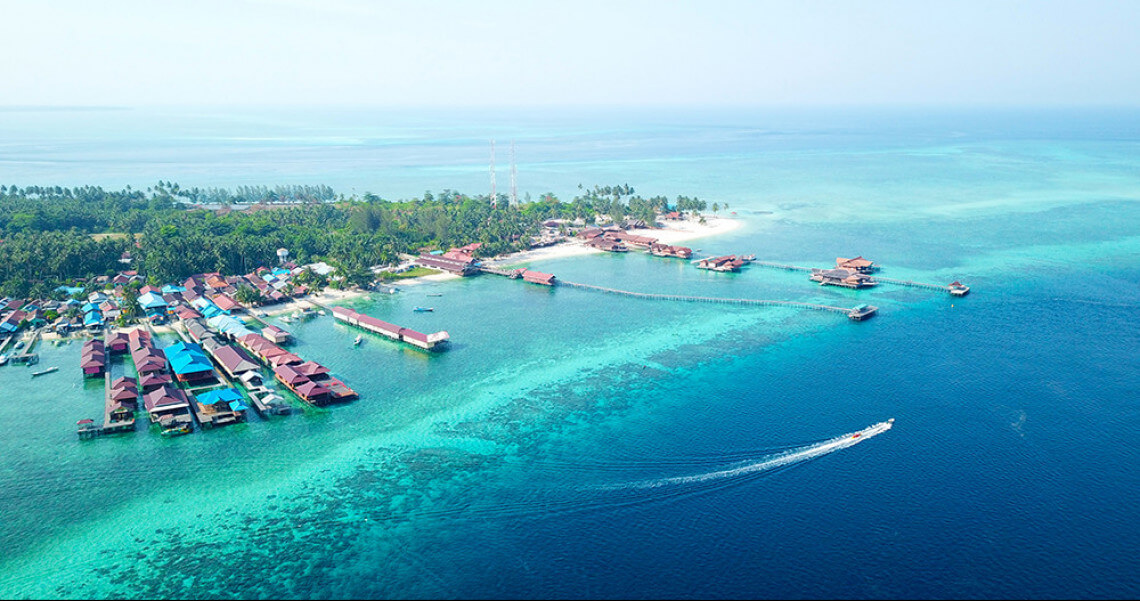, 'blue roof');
82,302,101,313
205,315,255,339
161,284,186,294
196,387,243,405
191,297,227,318
56,285,85,295
83,312,103,326
163,341,214,376
137,291,168,310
